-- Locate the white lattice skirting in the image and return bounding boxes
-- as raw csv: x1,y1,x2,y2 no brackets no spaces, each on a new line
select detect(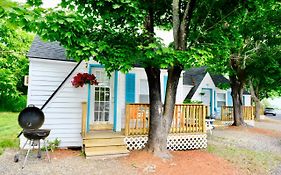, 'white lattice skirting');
124,134,207,151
